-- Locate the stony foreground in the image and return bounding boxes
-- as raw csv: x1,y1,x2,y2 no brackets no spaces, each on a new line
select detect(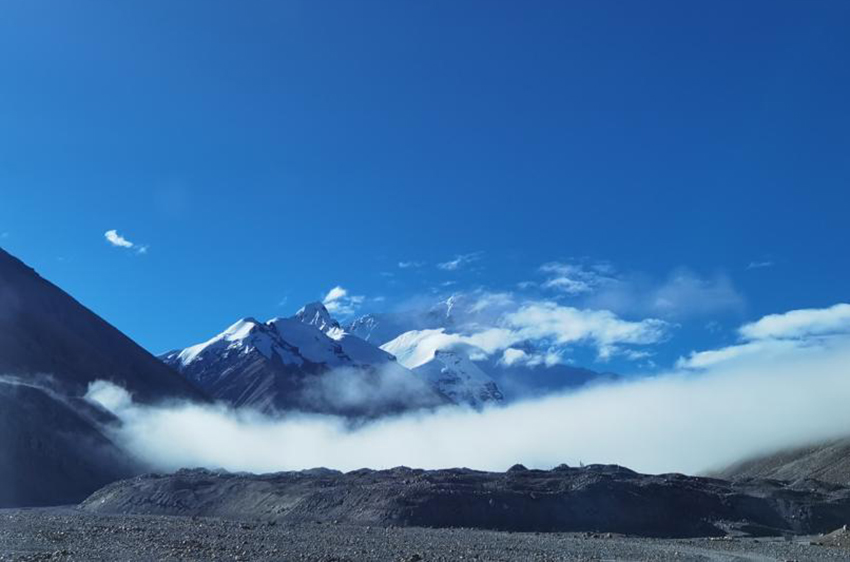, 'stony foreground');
81,465,850,537
1,508,849,562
